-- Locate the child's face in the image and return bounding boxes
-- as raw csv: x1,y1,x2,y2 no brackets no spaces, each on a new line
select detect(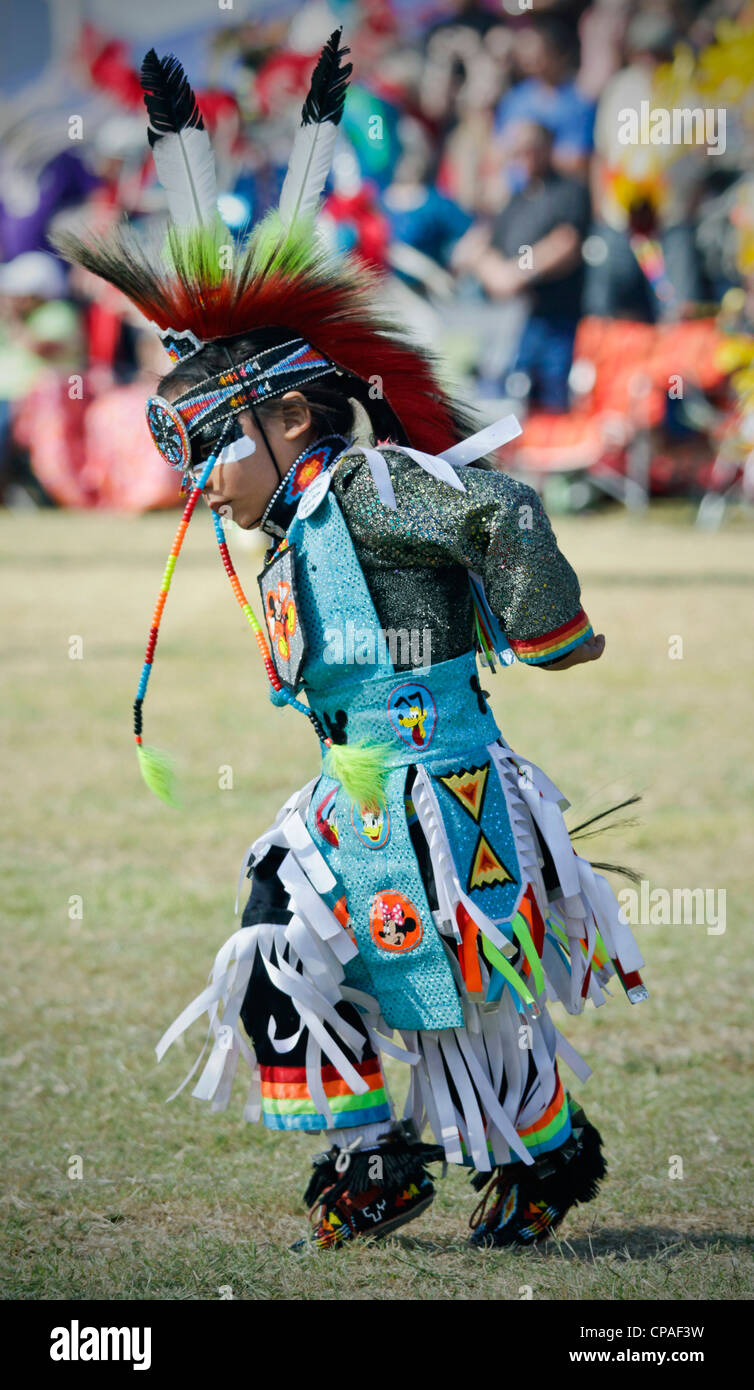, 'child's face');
197,410,279,530
162,386,314,530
